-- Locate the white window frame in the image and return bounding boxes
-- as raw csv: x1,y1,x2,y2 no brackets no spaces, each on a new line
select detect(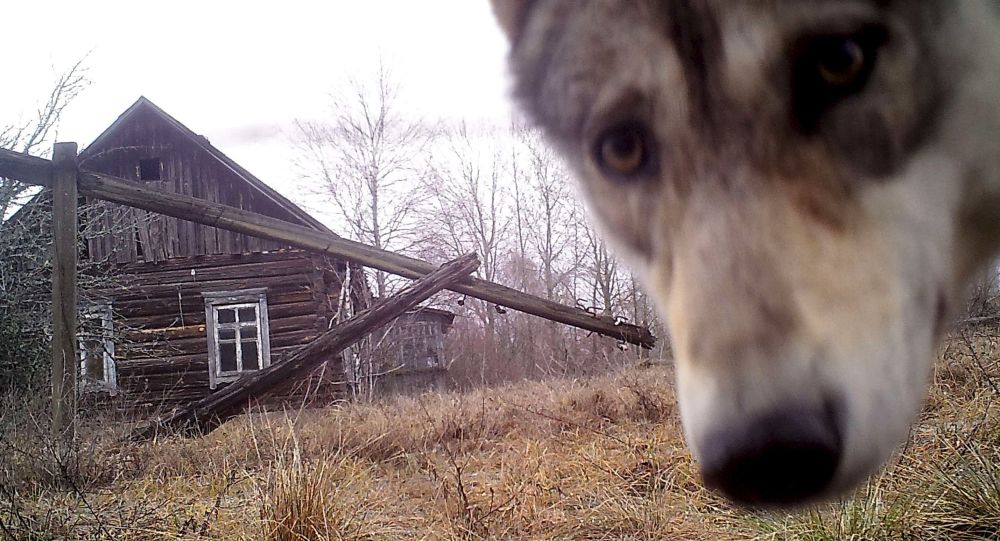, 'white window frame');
78,301,117,394
203,288,271,389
